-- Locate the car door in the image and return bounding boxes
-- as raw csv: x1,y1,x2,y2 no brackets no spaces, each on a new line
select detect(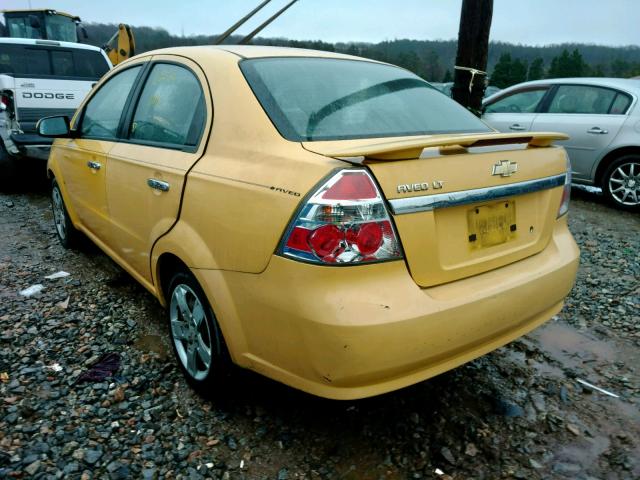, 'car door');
531,84,630,181
56,64,144,239
483,87,550,132
104,57,211,283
